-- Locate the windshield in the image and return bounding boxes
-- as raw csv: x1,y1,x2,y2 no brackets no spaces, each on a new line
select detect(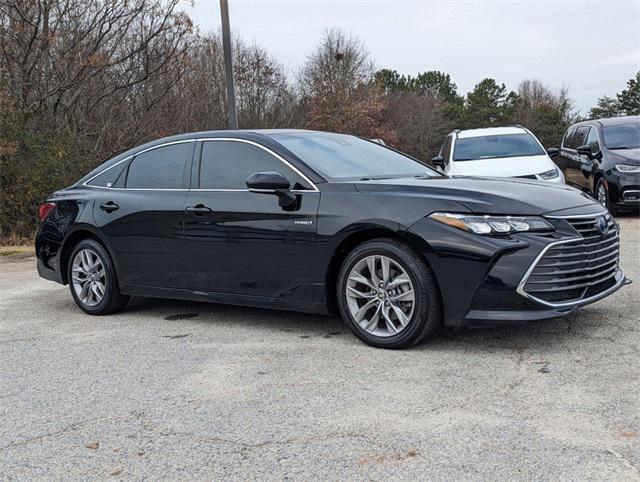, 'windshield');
453,133,546,161
602,122,640,149
270,132,439,181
